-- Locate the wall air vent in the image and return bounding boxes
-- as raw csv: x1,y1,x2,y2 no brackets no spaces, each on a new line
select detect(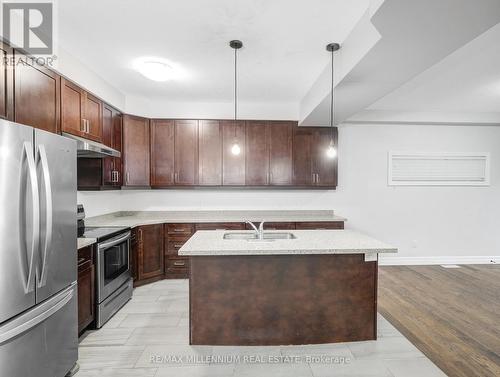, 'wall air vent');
388,152,490,186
